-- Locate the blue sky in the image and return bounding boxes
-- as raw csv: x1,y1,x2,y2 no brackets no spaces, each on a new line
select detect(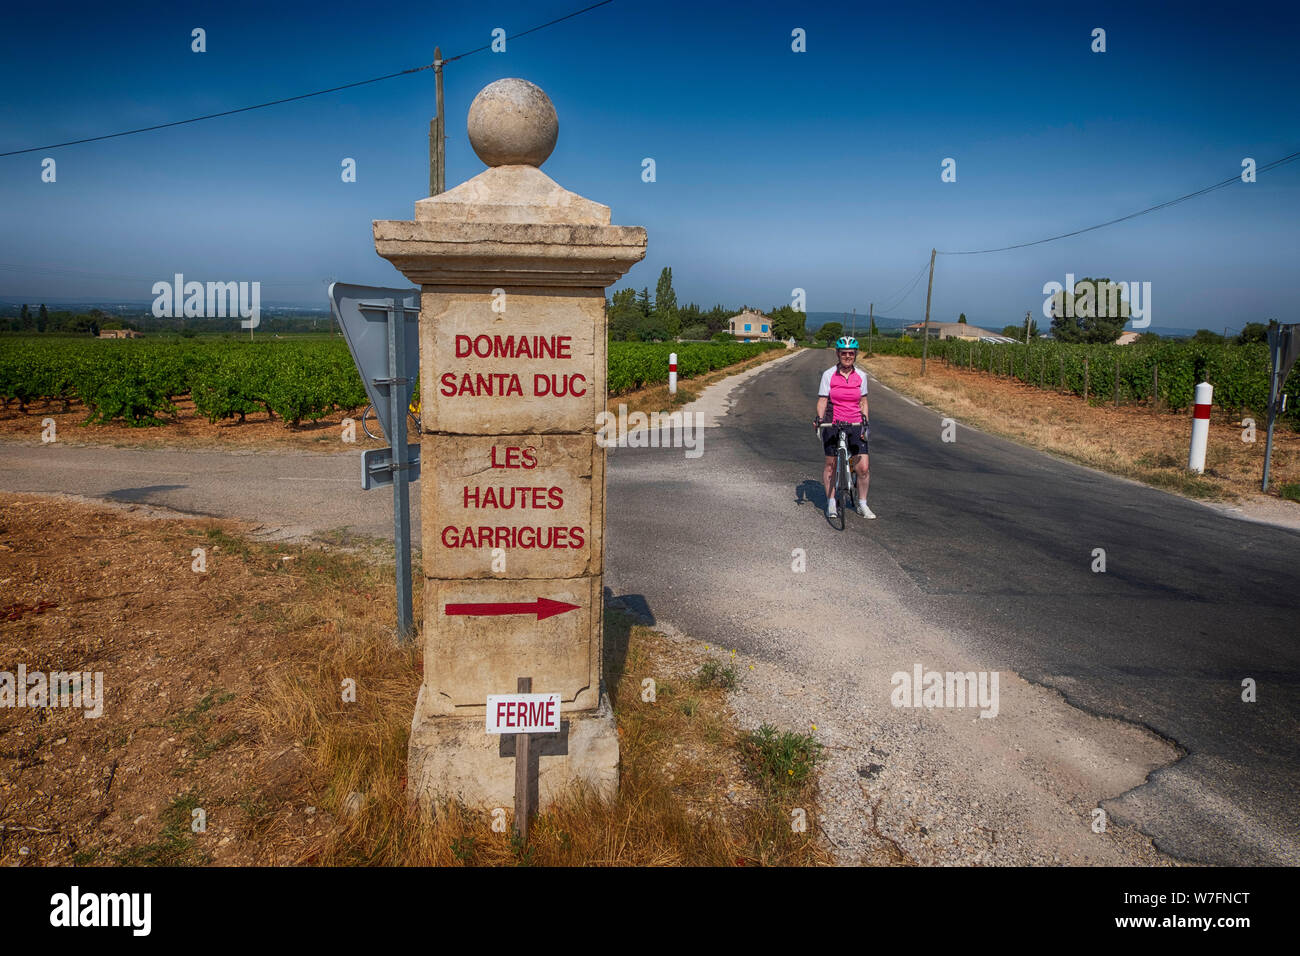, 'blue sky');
1,0,1297,331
